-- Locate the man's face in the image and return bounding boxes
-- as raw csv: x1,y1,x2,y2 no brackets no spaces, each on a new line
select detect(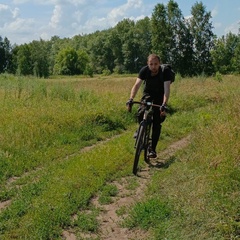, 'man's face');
148,58,160,75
